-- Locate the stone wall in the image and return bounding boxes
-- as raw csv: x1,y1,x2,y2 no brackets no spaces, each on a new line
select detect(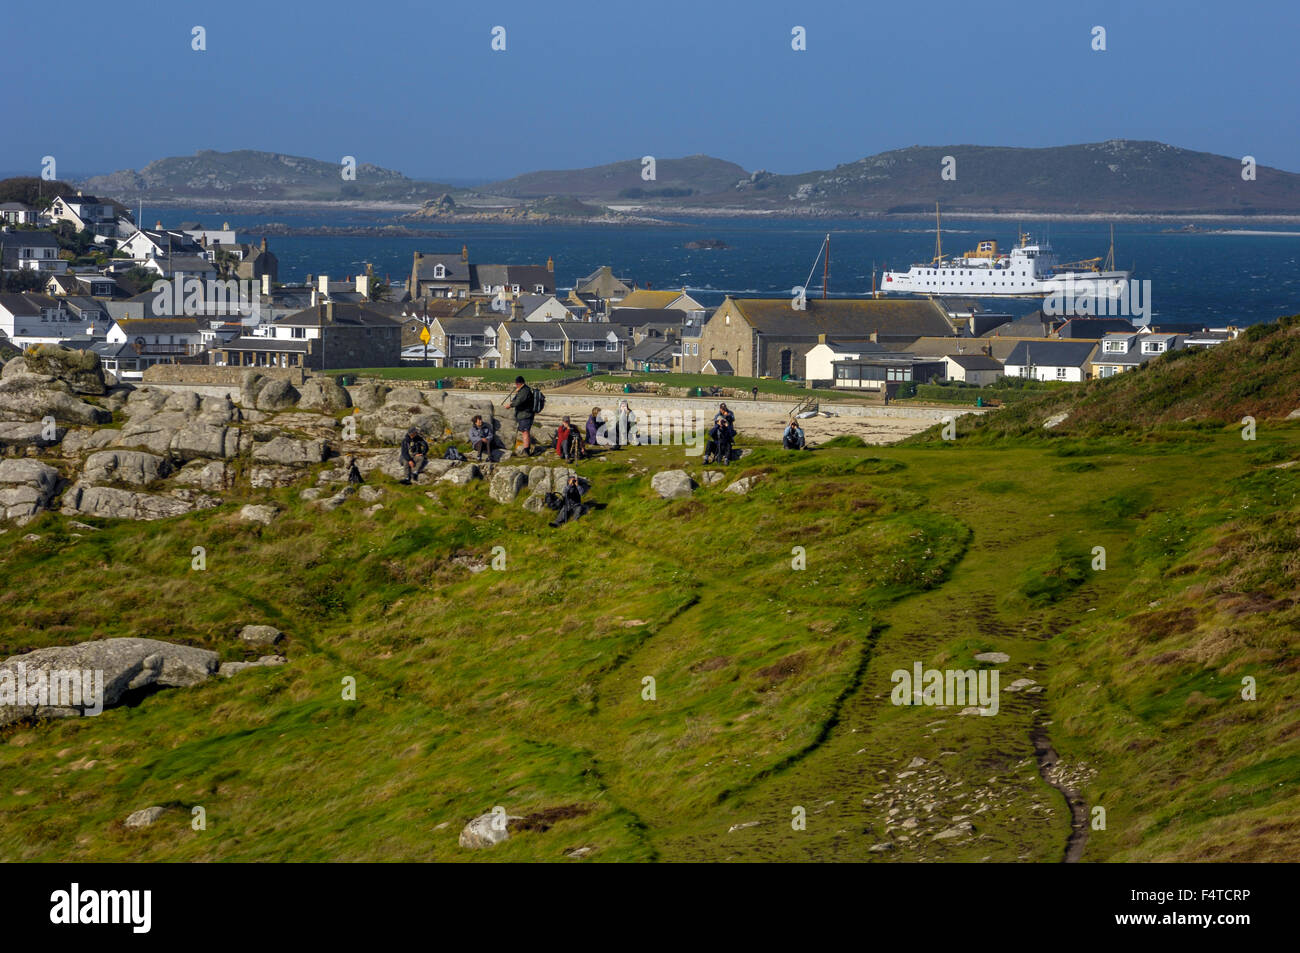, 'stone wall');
143,365,308,387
